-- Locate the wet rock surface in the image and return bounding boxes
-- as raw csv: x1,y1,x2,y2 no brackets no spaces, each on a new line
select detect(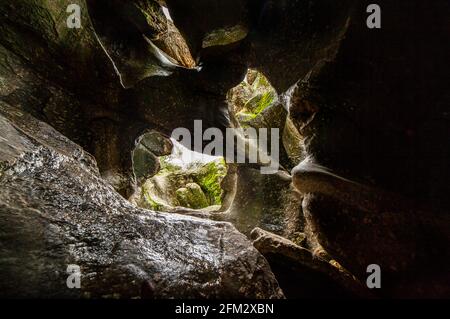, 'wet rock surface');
0,103,284,299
